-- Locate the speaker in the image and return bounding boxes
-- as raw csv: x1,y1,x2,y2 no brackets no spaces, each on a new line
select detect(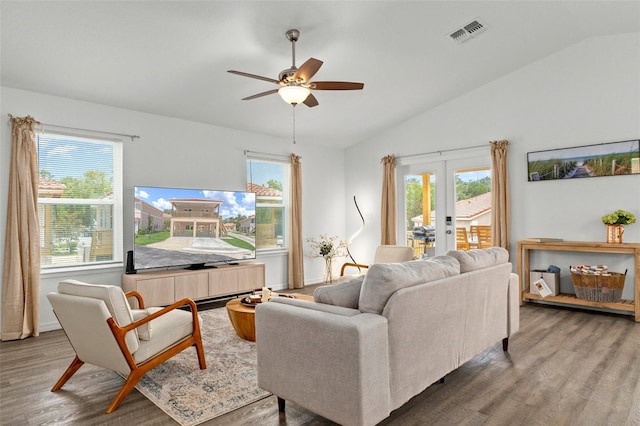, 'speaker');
125,250,136,274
